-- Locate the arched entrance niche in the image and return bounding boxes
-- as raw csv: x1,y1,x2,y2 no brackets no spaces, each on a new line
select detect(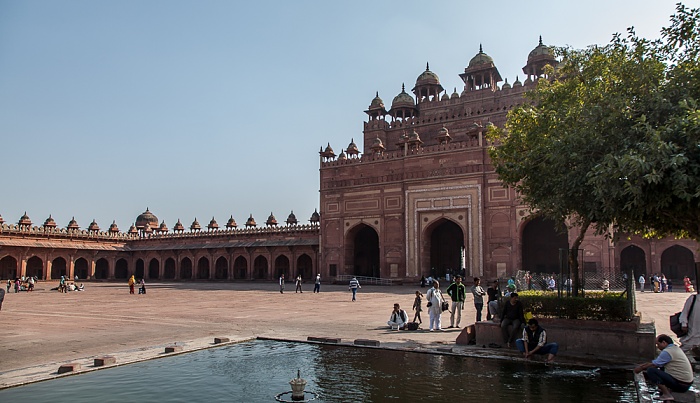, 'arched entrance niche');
163,258,176,279
115,258,129,279
661,245,694,280
148,258,159,279
180,257,193,280
297,254,313,279
253,256,268,279
26,256,43,279
51,257,67,279
521,217,568,274
275,255,290,279
620,245,646,280
197,257,210,279
215,256,228,280
1,256,18,279
234,256,247,279
74,258,89,280
346,224,380,278
135,259,145,279
95,258,109,279
426,219,464,279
